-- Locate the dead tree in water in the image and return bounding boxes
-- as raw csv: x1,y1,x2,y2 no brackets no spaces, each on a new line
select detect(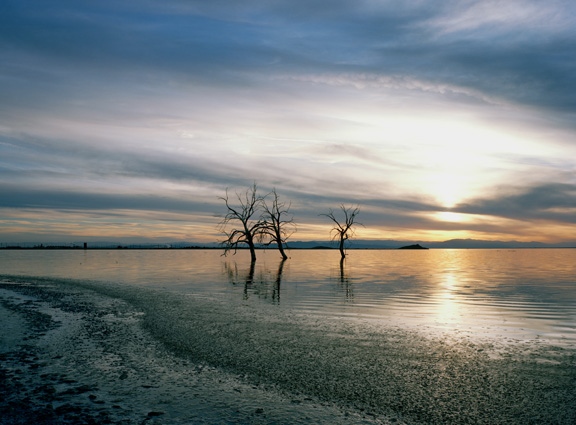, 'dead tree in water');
218,183,263,262
259,189,296,260
321,205,361,260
